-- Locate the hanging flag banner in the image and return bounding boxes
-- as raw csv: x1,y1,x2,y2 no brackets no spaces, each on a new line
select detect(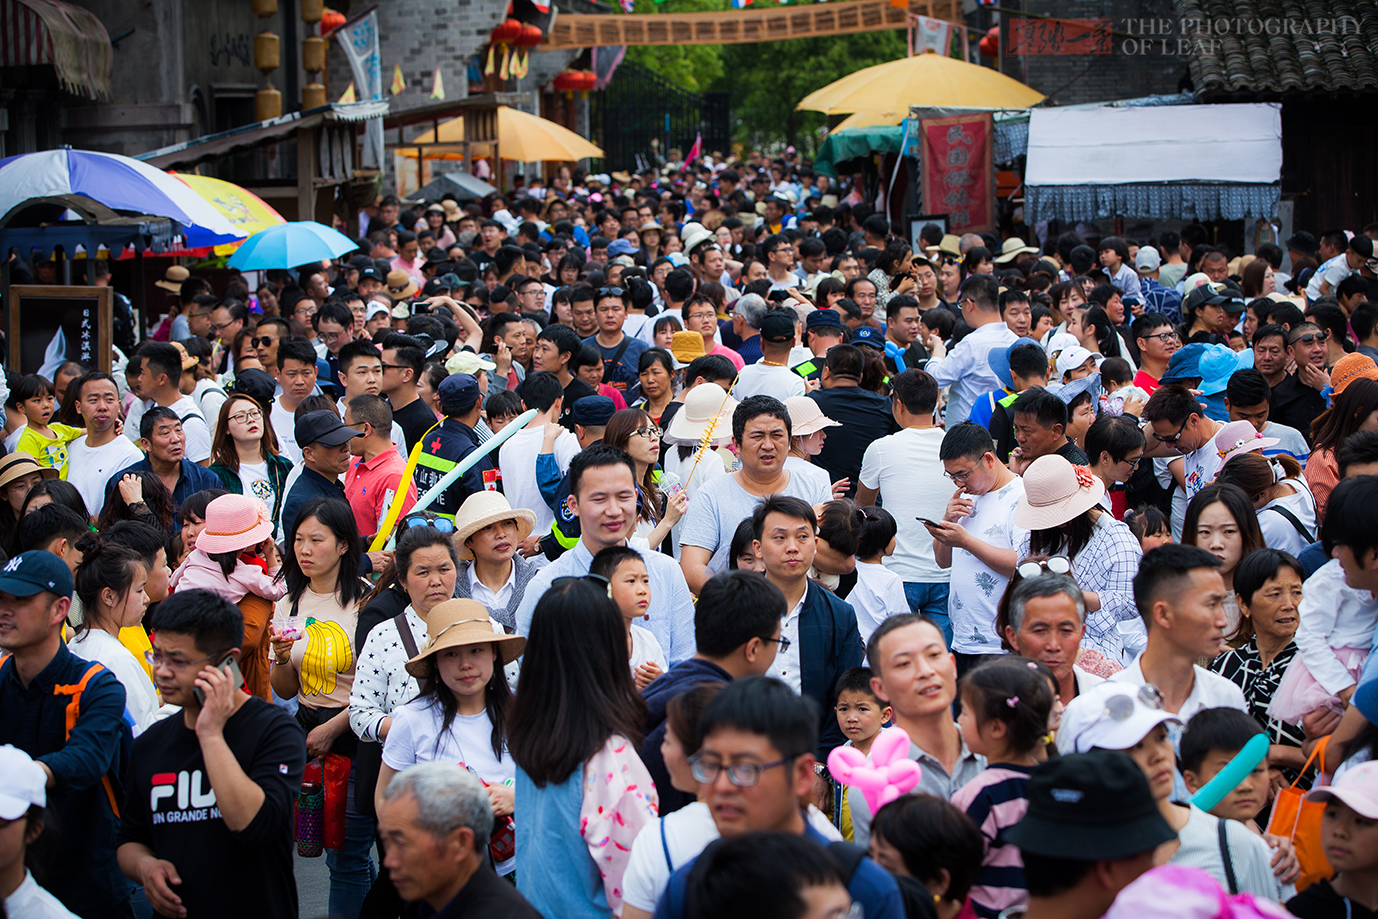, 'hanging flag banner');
1008,18,1111,54
920,113,993,234
915,15,952,54
391,63,407,95
337,82,356,104
335,10,385,169
685,131,702,164
430,67,446,99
